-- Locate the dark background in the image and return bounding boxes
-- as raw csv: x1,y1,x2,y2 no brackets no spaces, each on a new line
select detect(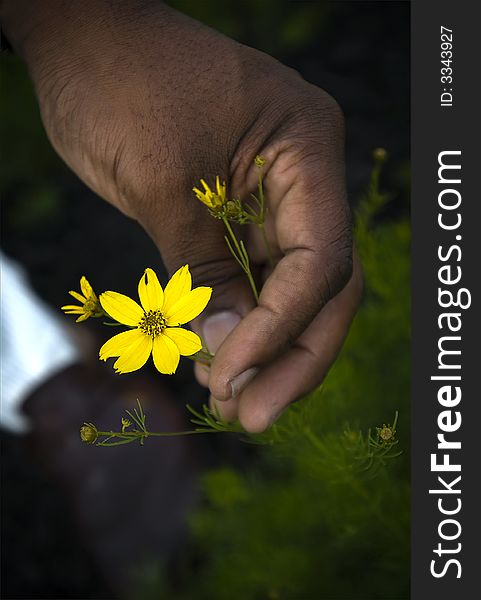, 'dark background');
1,2,410,598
